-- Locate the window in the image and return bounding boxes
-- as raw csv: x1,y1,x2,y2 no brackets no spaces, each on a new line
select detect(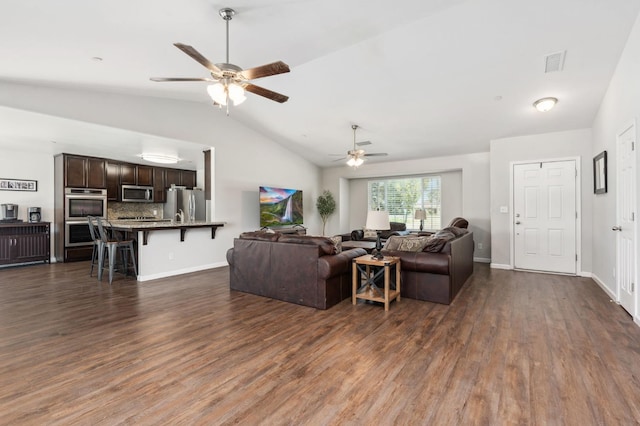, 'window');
368,176,441,230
